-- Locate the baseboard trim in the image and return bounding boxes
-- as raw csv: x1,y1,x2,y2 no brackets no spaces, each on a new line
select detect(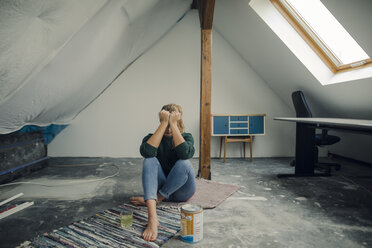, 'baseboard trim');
328,152,372,167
